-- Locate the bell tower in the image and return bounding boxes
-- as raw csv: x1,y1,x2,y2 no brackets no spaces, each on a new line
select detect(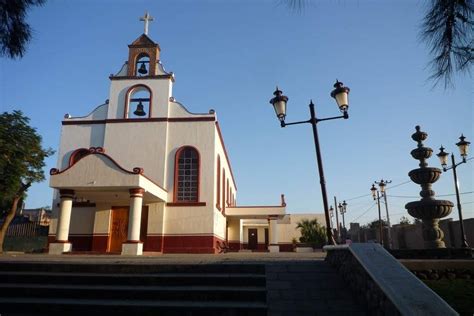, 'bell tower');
127,12,161,77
